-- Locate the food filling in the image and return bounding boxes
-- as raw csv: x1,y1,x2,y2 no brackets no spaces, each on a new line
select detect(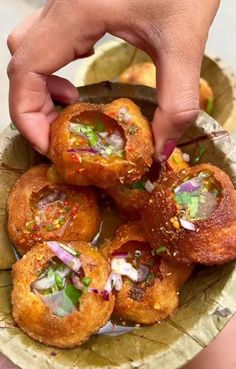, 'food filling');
105,241,161,299
31,243,91,317
174,171,220,222
23,188,79,242
68,111,125,159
